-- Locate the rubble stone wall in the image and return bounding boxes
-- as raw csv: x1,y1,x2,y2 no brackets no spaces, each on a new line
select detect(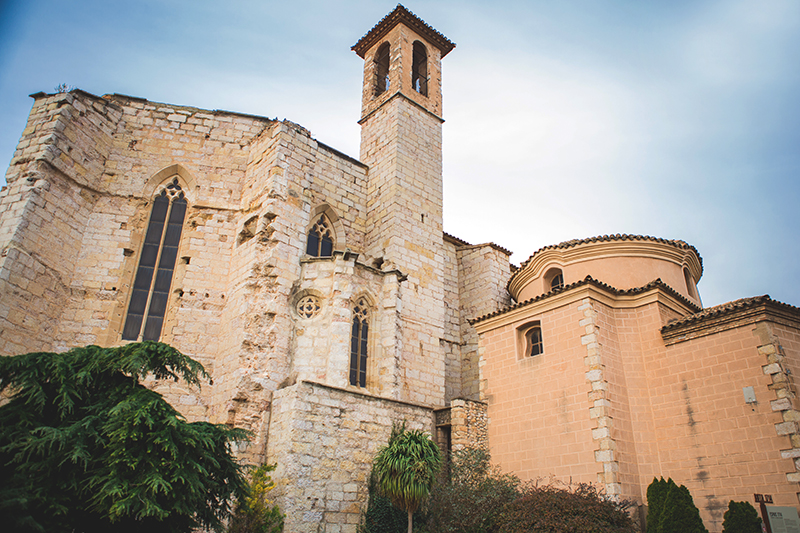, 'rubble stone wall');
268,380,434,533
